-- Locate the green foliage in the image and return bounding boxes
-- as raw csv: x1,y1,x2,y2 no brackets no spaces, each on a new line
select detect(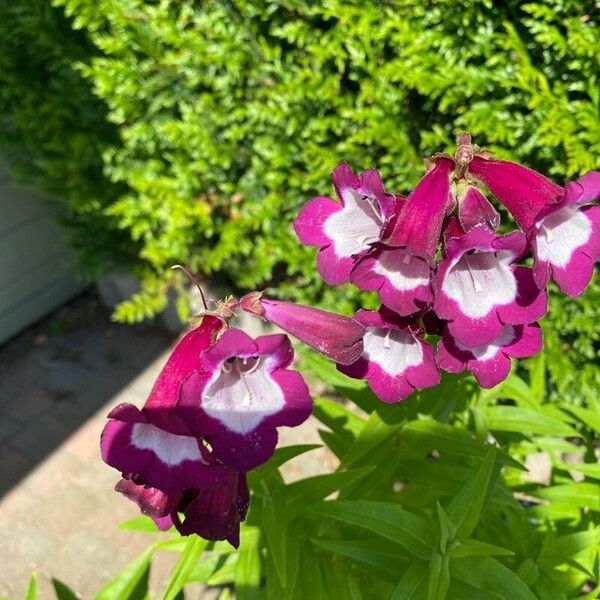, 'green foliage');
2,0,597,320
49,348,600,599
